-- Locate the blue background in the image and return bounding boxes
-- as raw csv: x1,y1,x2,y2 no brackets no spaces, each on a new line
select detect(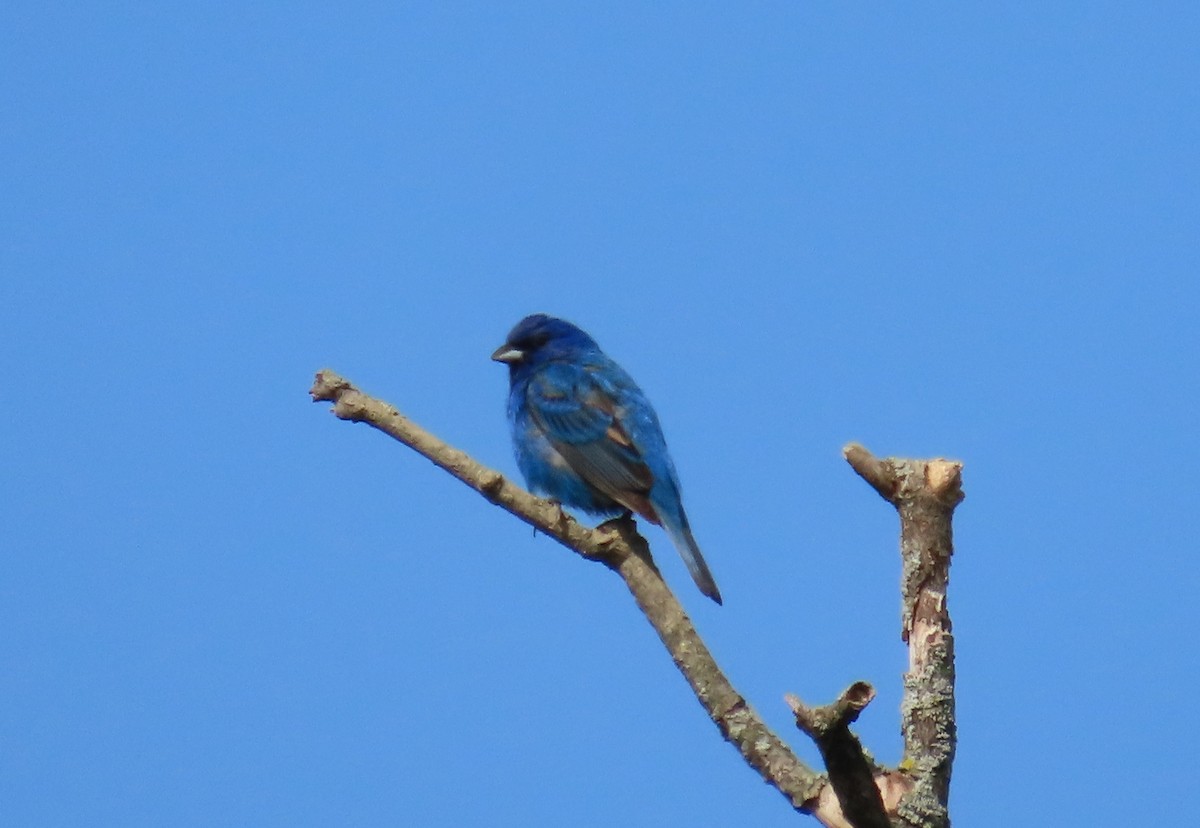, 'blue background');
4,3,1197,826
